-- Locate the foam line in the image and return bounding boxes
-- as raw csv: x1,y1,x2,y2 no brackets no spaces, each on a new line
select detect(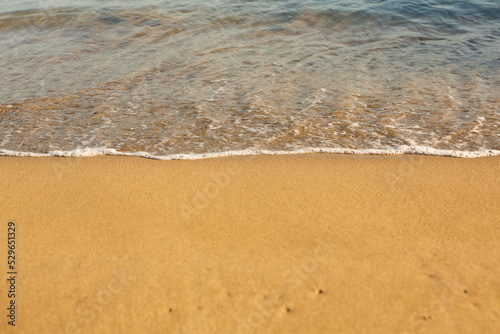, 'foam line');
1,146,500,160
